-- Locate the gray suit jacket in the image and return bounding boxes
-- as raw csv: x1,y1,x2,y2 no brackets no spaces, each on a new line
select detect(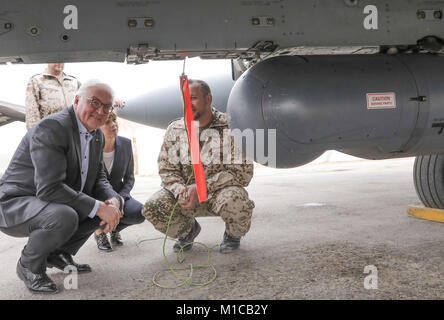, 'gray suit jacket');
0,106,118,228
